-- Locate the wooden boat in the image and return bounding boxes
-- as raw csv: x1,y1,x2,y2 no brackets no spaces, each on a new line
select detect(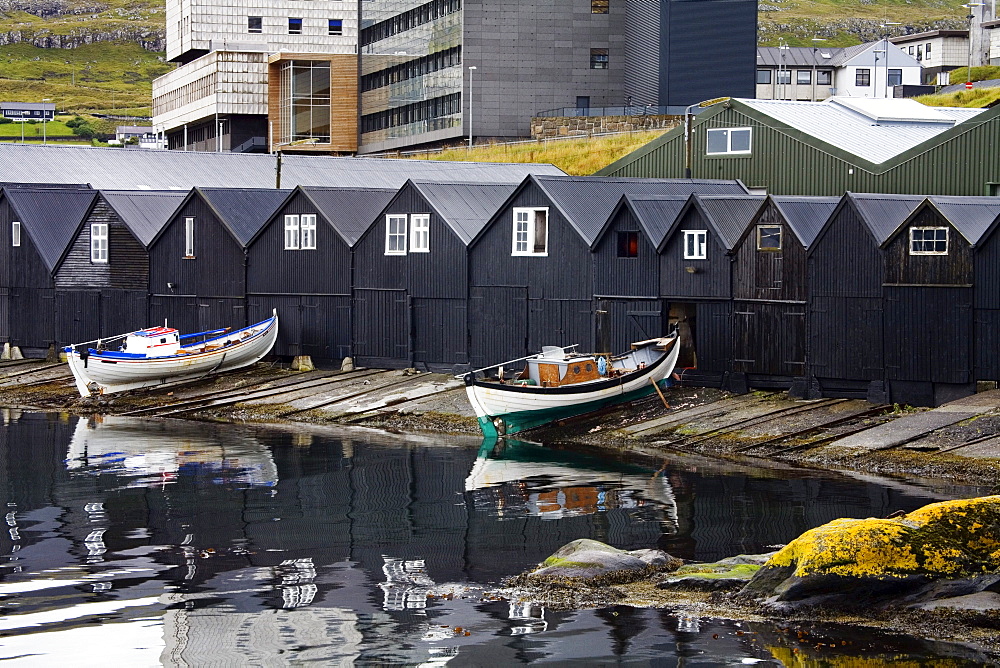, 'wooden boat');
64,311,278,397
463,333,680,437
